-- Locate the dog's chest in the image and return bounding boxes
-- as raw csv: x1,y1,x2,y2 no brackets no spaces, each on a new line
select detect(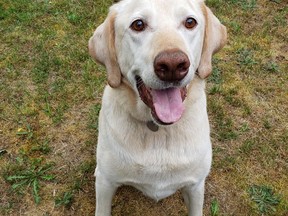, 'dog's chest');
115,145,208,201
98,95,211,200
